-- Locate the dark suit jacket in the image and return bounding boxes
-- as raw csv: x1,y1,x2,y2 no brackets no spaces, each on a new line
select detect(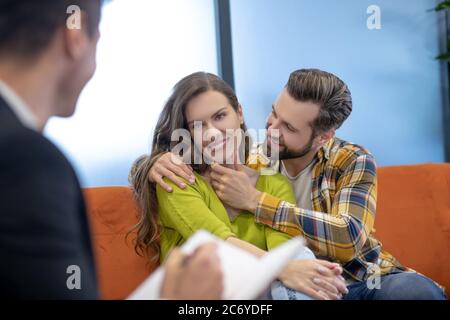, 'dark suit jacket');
0,96,98,299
